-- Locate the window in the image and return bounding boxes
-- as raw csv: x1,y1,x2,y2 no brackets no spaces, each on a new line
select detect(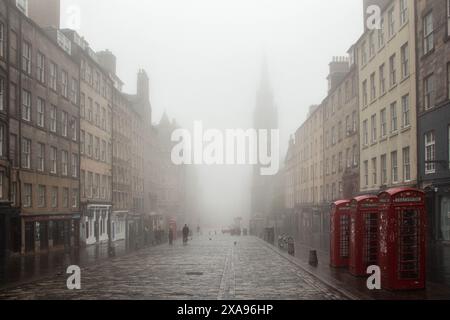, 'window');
381,154,387,185
88,98,93,122
378,18,385,47
94,174,100,198
403,147,411,182
61,70,68,98
391,151,398,183
80,130,85,154
390,102,398,132
400,0,408,25
37,52,45,83
0,23,4,58
61,111,68,137
101,140,106,162
72,189,79,208
379,64,386,95
62,188,69,208
87,133,93,157
50,105,57,132
50,147,57,174
402,94,410,127
346,148,351,168
95,137,100,160
363,120,369,146
22,41,31,74
51,187,58,208
425,131,436,174
352,145,358,166
37,143,45,172
338,152,343,172
371,114,377,143
364,160,369,187
448,126,450,170
71,117,77,141
61,150,68,176
21,138,31,169
424,12,434,55
37,98,45,127
70,78,78,104
38,185,46,208
101,175,107,199
388,7,395,37
401,42,409,79
49,62,57,91
424,75,435,110
372,158,377,186
24,184,32,208
22,89,31,121
72,153,78,178
362,80,368,106
389,54,397,87
0,78,4,111
370,73,376,101
381,108,387,138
